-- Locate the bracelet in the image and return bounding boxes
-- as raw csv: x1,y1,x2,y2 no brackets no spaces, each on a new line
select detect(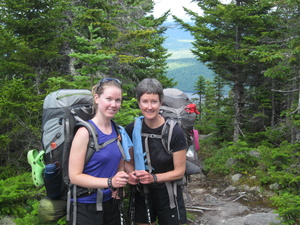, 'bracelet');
151,173,158,184
107,177,116,190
